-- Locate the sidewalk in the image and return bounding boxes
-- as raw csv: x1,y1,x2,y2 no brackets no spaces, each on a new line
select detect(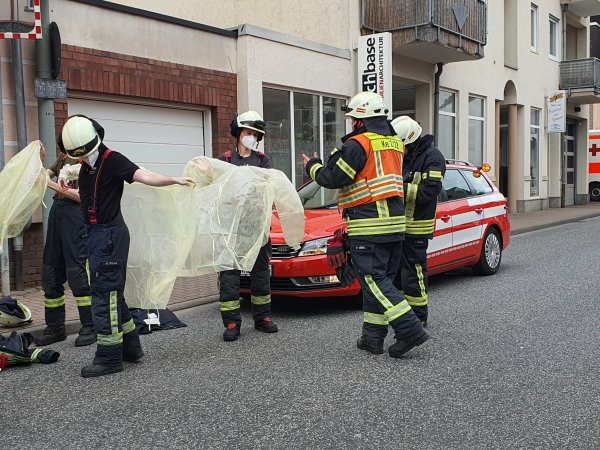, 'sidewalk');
3,202,600,336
